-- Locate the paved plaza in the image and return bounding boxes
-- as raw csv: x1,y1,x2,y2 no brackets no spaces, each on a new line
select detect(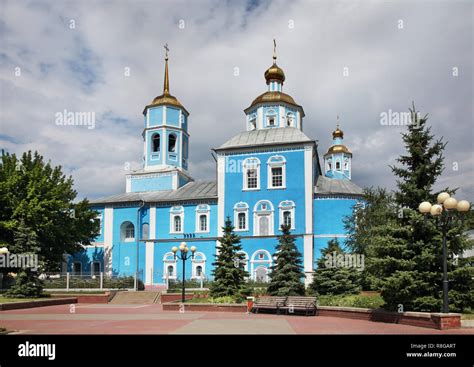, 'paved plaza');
1,304,473,334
